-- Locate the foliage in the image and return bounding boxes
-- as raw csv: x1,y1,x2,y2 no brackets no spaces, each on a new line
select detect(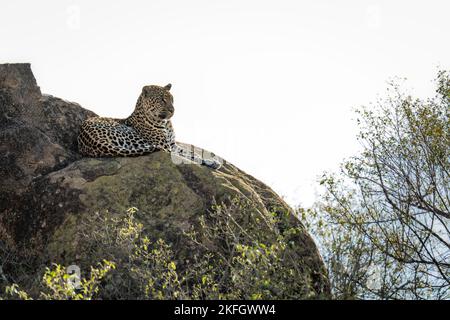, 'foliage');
3,260,115,300
2,200,322,300
184,199,319,299
305,70,449,299
116,201,319,299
